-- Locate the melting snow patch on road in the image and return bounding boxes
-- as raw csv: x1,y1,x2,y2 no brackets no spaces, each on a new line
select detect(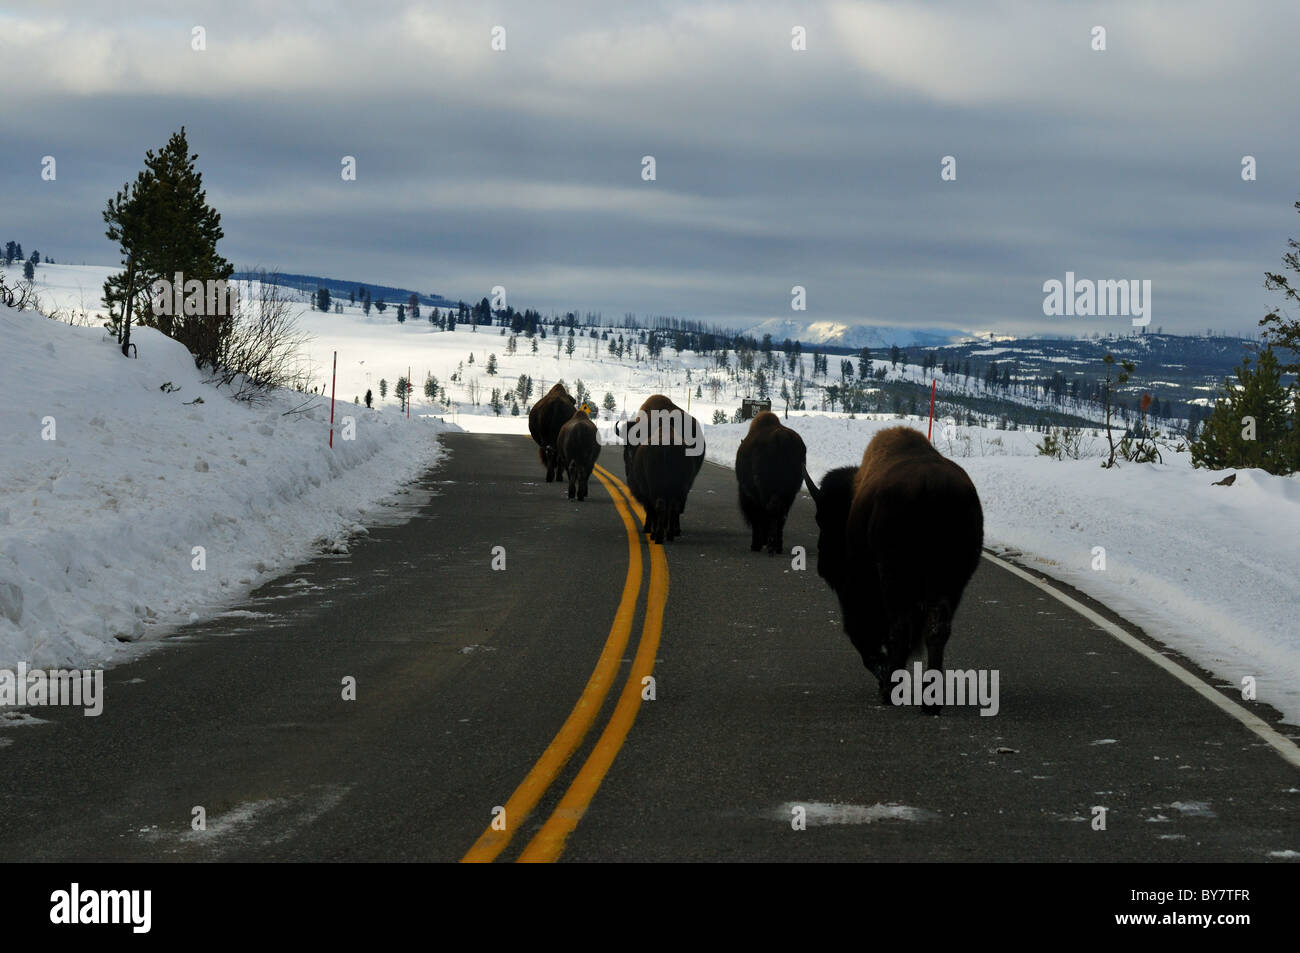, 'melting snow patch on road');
776,801,937,825
1168,800,1216,818
1267,850,1300,858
